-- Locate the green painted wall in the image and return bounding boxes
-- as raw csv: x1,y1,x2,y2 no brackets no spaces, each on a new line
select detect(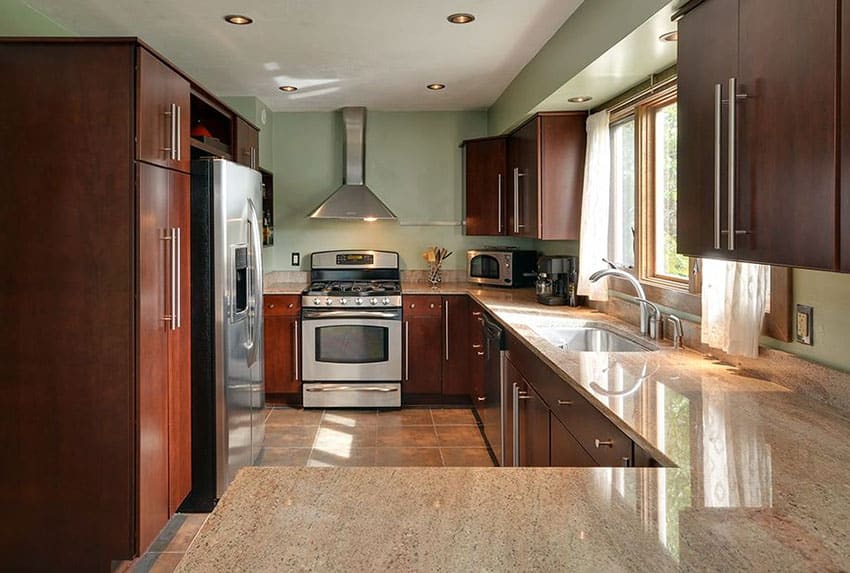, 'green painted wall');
265,110,534,271
220,96,274,170
0,0,72,35
487,0,668,135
